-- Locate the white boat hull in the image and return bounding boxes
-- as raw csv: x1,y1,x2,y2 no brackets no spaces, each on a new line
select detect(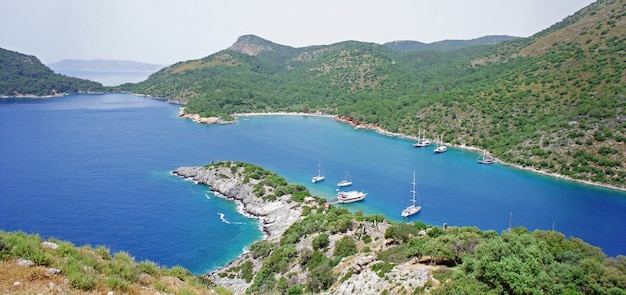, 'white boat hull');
312,176,325,183
337,180,352,187
402,205,421,217
337,190,366,203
